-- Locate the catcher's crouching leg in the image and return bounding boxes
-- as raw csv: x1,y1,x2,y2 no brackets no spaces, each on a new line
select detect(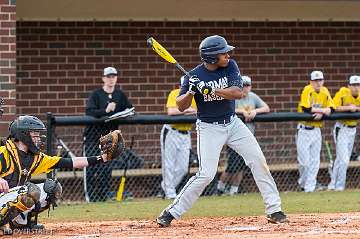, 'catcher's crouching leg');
10,179,63,232
0,183,41,235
